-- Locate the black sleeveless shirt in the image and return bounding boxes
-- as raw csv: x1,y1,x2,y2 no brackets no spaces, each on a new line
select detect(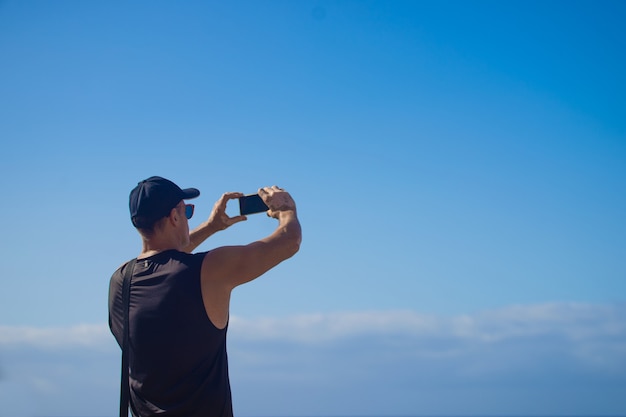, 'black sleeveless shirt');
109,250,233,417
